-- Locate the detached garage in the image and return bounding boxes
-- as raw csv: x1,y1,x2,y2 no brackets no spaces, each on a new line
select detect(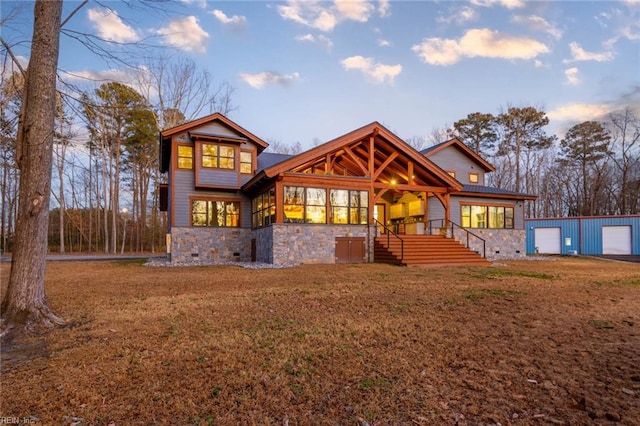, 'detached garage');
526,216,640,256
